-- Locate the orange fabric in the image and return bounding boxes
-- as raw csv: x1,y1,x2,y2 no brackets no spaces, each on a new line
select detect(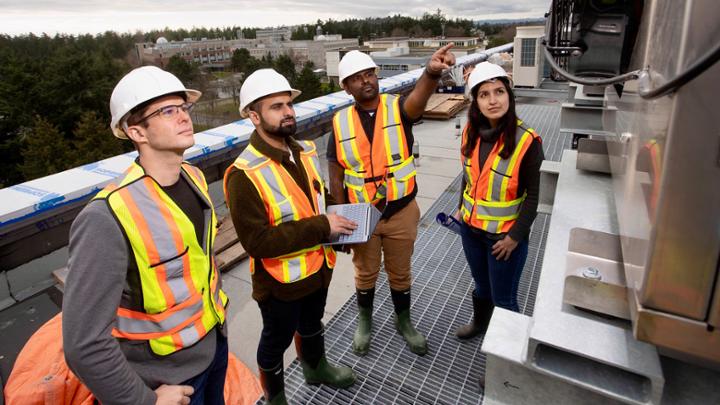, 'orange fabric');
5,313,263,405
4,314,94,405
224,353,263,405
